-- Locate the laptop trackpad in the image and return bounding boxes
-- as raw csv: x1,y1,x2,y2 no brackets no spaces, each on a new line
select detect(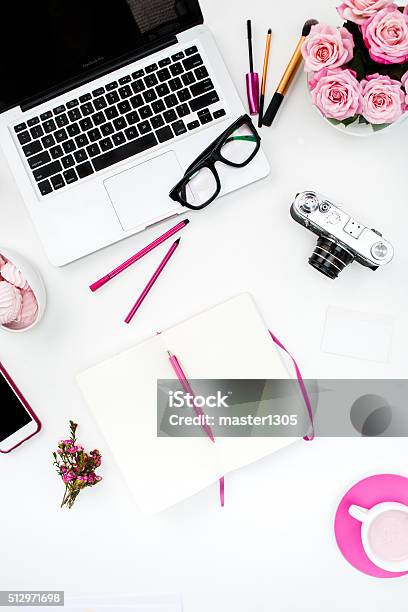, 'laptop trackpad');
104,151,182,231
